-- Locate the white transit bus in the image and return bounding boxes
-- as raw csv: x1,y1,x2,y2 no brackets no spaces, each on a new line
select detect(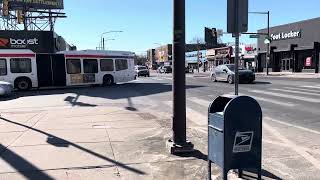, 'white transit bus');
0,49,136,90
